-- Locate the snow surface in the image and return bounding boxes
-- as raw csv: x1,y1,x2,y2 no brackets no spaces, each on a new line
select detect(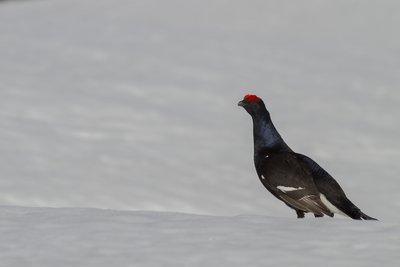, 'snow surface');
0,0,400,265
1,0,399,220
1,206,398,267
